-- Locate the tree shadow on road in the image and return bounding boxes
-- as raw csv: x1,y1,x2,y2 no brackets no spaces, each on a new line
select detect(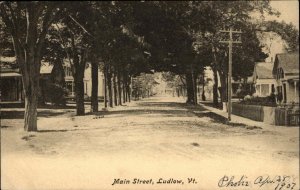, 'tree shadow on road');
0,110,73,119
138,101,206,111
37,129,69,133
91,109,193,118
38,104,76,109
194,111,248,127
83,102,197,118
